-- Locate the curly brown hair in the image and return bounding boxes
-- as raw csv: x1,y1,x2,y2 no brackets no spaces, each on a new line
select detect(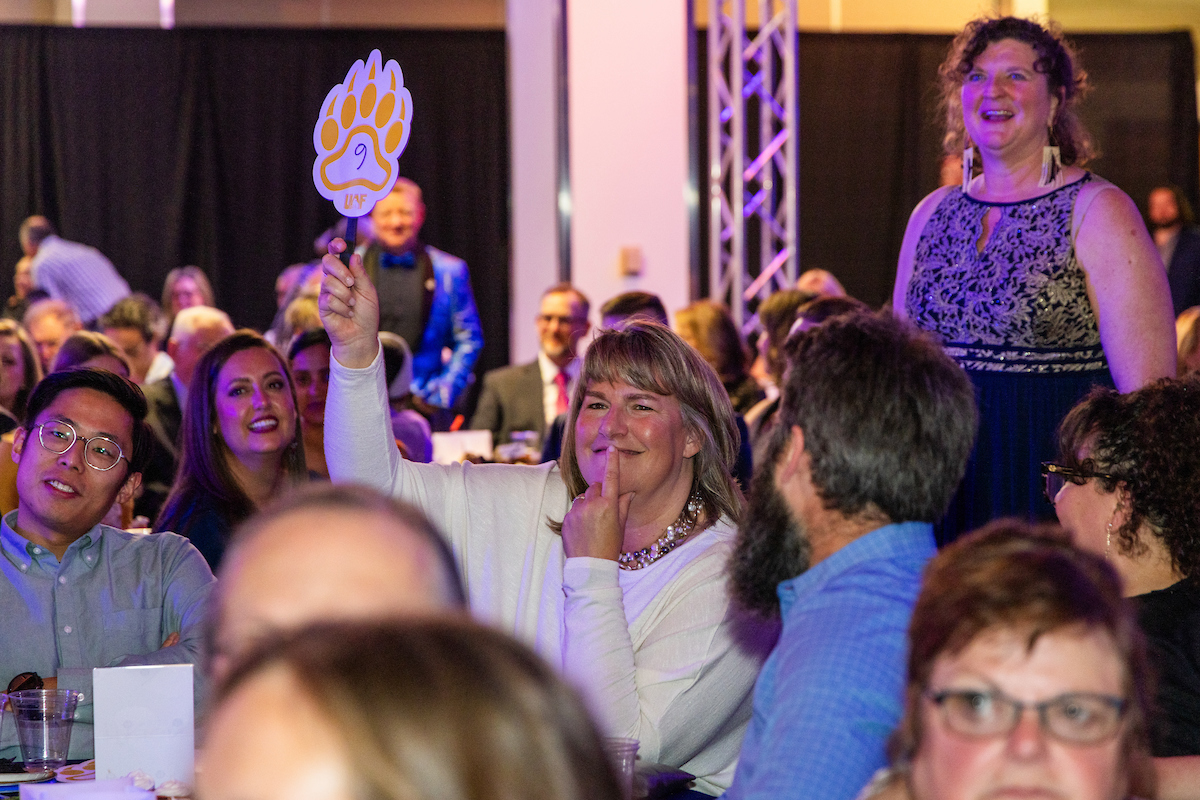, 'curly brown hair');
1057,376,1200,579
939,16,1095,166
